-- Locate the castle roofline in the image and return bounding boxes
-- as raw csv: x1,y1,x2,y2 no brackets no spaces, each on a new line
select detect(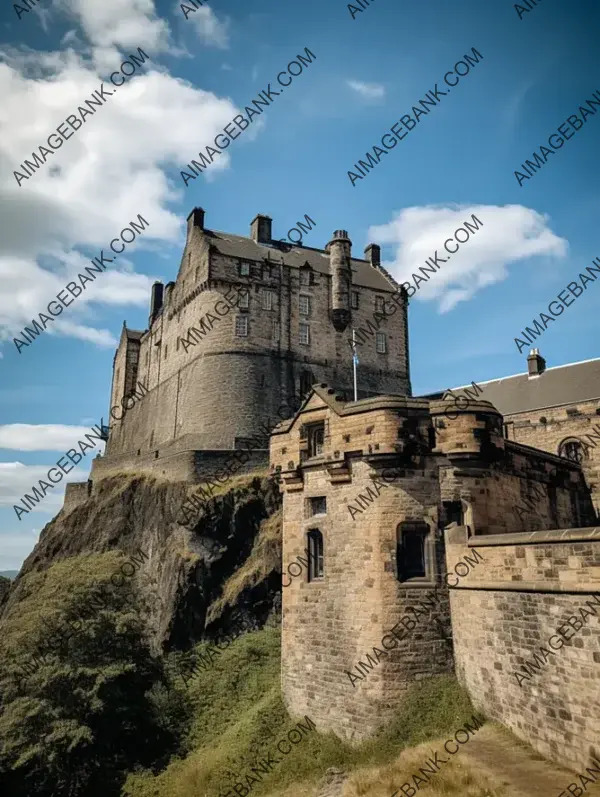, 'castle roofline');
200,228,399,293
270,384,431,435
420,354,600,416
